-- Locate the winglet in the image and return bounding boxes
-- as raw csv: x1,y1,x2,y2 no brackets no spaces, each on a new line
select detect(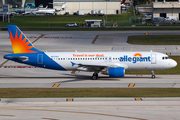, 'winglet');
7,25,41,54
